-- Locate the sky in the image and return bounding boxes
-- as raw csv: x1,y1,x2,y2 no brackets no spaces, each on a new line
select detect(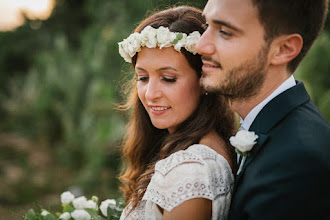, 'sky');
0,0,54,31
